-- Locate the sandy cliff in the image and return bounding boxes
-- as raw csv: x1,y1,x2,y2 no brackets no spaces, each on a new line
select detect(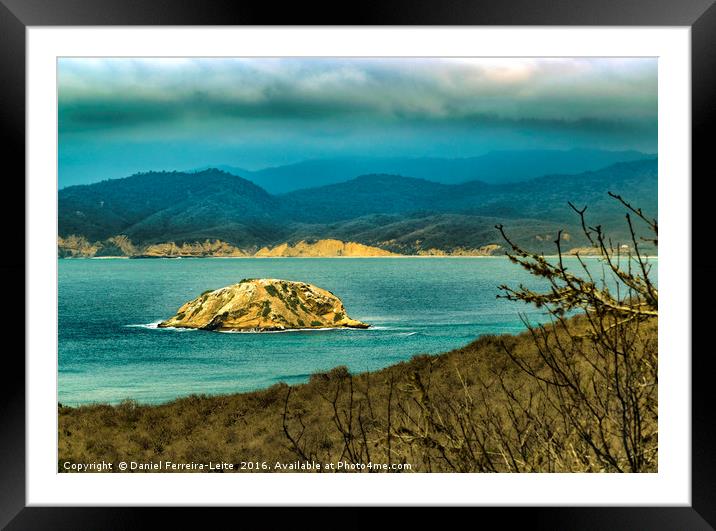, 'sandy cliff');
139,240,247,257
255,239,397,257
